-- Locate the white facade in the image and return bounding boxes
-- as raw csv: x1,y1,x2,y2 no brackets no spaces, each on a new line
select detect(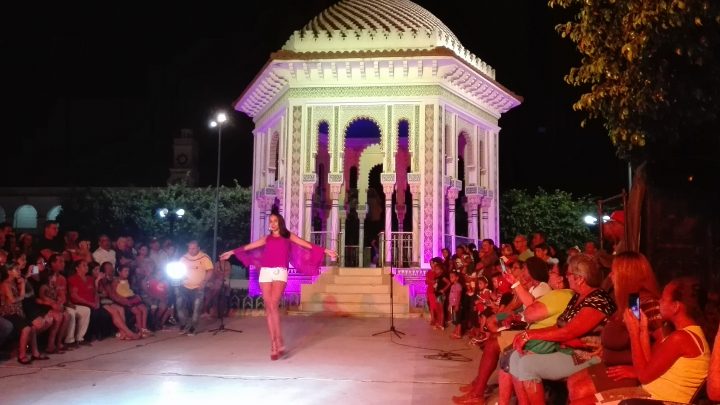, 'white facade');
234,0,521,267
